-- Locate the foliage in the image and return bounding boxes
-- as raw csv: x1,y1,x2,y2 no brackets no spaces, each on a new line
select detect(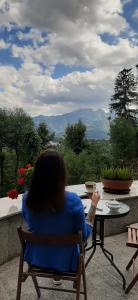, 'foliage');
101,167,133,181
7,164,34,199
64,120,86,154
23,128,41,164
62,140,113,185
8,108,40,169
0,108,40,197
0,108,11,188
110,117,137,162
110,68,138,121
63,148,97,185
37,122,55,149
